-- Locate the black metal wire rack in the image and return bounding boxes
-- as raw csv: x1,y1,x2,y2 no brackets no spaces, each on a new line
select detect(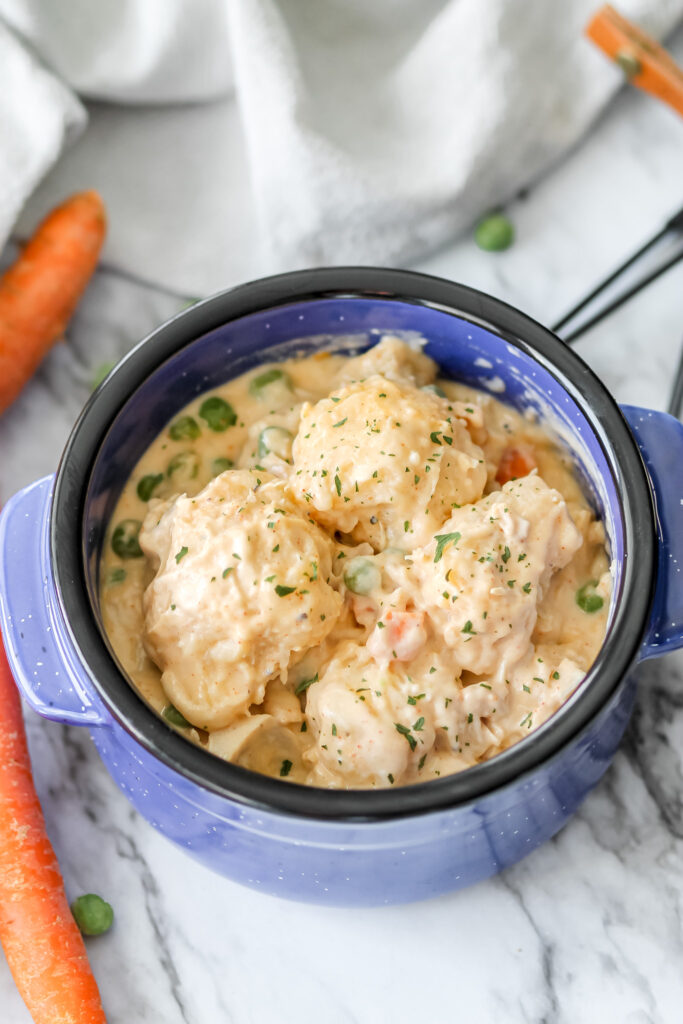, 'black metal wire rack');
551,204,683,417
